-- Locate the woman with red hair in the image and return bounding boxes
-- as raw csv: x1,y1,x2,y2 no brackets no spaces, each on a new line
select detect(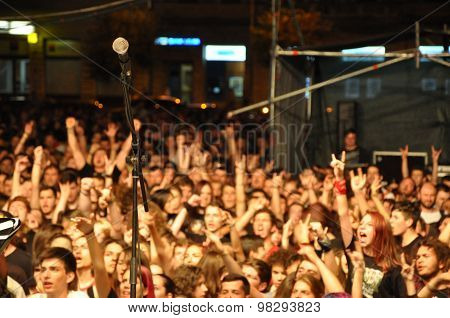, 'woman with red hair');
331,152,406,298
